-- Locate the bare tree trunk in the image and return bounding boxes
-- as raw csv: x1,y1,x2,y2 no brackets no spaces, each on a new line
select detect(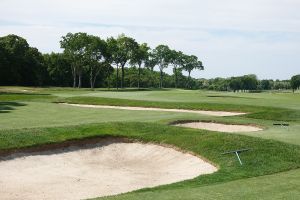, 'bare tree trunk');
116,64,119,90
138,63,141,89
78,72,82,88
73,70,76,88
160,69,163,88
174,67,177,88
121,64,125,89
187,72,191,89
90,69,94,89
72,65,76,88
